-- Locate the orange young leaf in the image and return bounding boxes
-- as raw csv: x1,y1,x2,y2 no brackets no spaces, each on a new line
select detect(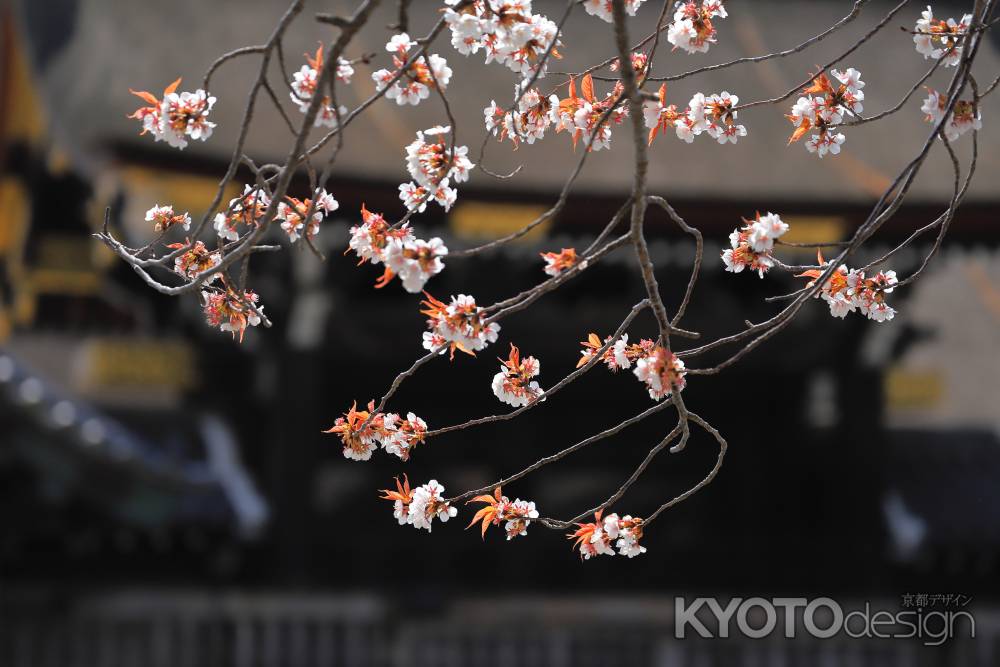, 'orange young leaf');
450,340,475,360
795,251,826,280
581,73,596,103
379,474,412,503
786,116,811,145
803,71,831,96
308,44,324,70
373,267,395,289
466,487,504,539
129,89,159,106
